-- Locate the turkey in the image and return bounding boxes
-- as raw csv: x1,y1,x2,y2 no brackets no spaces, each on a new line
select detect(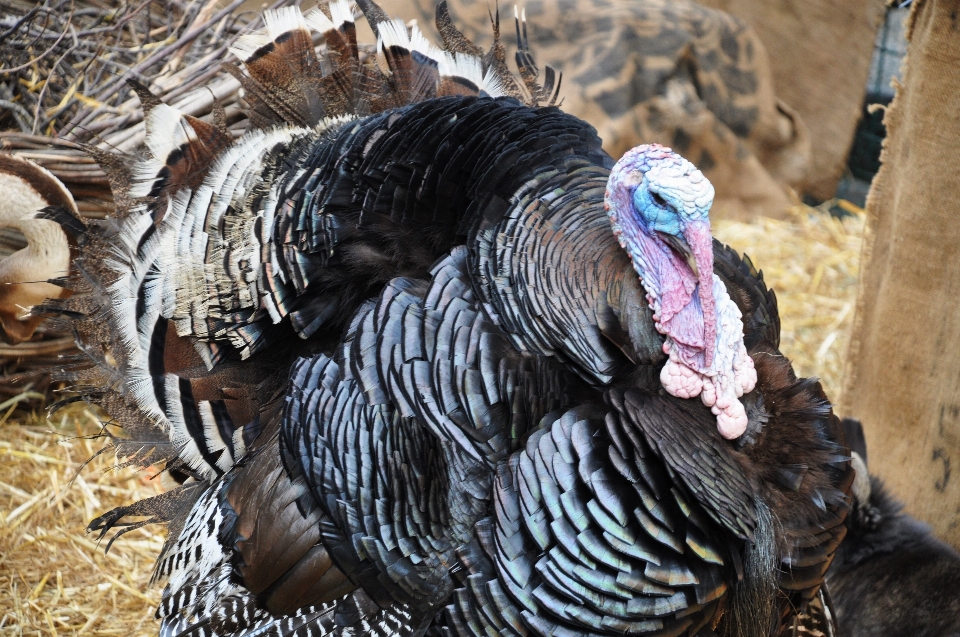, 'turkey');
42,2,853,636
825,418,960,637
